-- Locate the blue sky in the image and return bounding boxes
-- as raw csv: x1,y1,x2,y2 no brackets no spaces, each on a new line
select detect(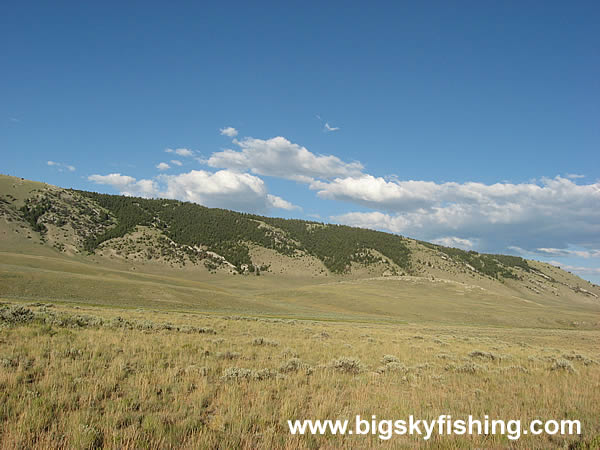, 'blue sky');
2,1,599,282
